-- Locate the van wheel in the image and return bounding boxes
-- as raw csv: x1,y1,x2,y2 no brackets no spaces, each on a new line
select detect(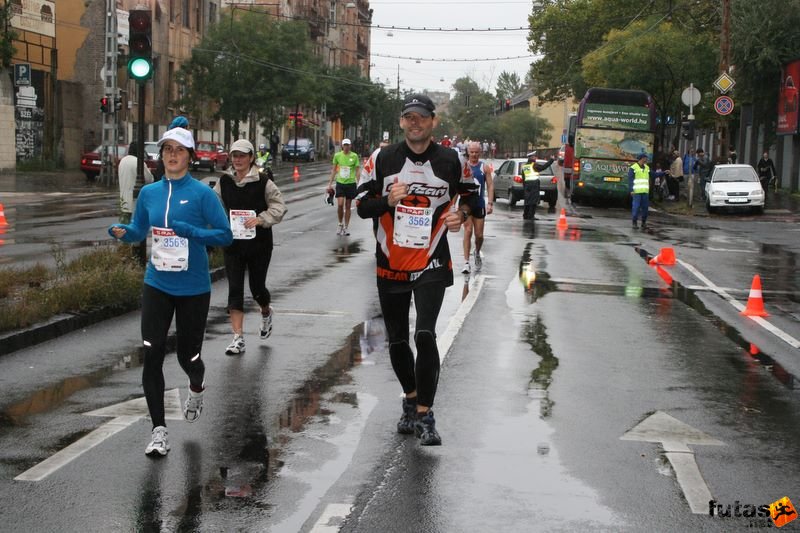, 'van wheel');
508,188,517,207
